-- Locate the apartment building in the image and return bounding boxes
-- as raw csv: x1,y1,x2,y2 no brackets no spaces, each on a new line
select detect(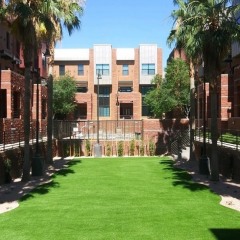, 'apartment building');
53,44,163,121
0,21,49,142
